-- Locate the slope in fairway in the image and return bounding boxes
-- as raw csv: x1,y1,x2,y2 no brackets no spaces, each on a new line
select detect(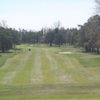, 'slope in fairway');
0,45,100,100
